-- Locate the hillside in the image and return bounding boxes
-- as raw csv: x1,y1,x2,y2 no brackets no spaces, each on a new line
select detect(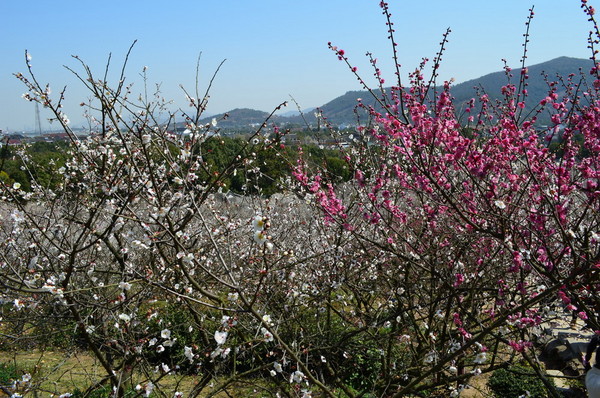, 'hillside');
202,57,595,129
199,108,276,129
450,56,594,108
